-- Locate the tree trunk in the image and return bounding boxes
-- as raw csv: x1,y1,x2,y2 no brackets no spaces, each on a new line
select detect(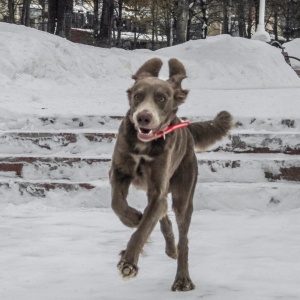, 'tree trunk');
286,3,291,41
8,0,15,23
176,0,189,44
99,0,114,48
165,9,171,46
40,0,46,31
200,0,207,39
48,0,58,34
253,0,259,30
21,0,31,26
187,17,191,41
151,0,157,50
274,9,278,41
246,1,253,38
237,0,245,37
94,0,99,38
56,0,73,39
222,0,229,34
116,0,123,47
25,0,30,26
200,0,208,38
